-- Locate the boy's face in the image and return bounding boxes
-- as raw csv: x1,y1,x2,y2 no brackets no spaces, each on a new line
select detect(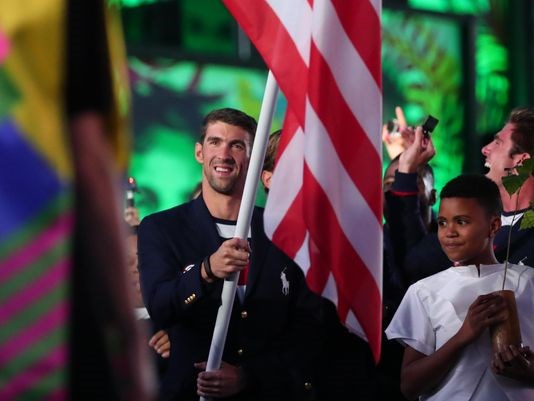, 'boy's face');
437,197,500,266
